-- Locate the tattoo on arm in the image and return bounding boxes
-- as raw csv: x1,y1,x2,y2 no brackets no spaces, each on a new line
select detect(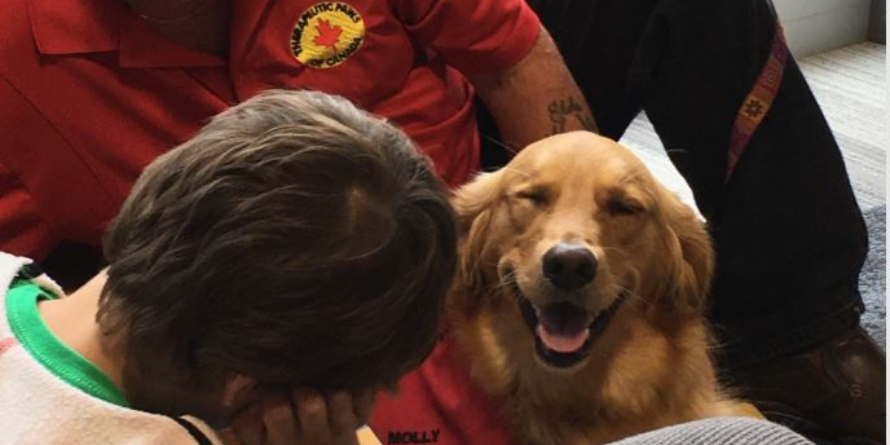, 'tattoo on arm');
548,97,597,134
